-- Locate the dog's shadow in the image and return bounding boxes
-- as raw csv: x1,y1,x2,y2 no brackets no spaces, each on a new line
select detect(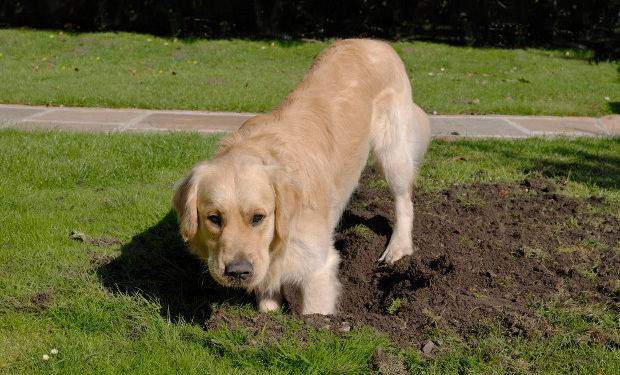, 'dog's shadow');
97,208,394,322
97,210,251,324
